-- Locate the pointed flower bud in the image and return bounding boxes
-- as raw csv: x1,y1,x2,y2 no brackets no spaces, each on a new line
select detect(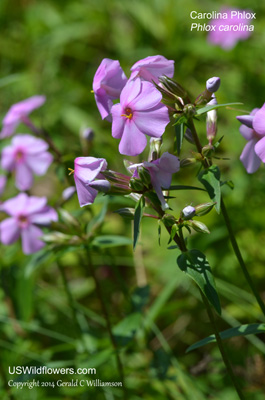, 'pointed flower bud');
190,220,210,234
206,77,221,93
184,128,195,144
159,76,187,98
149,137,162,161
138,166,151,187
62,186,76,201
206,94,218,143
180,158,197,167
195,202,215,216
181,206,196,220
129,178,145,192
183,104,196,118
